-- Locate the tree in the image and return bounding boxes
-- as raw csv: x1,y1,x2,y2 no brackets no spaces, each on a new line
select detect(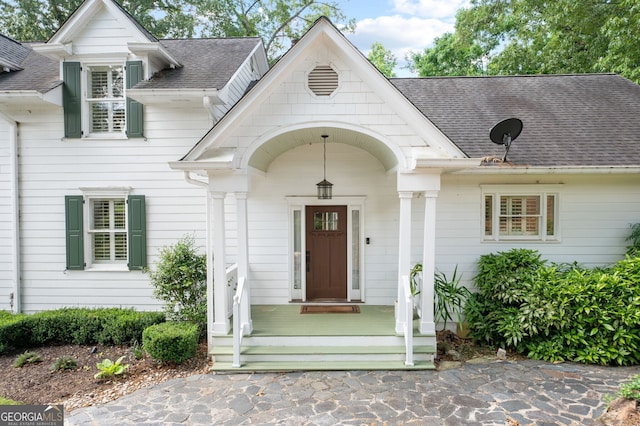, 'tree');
409,0,640,83
367,42,397,78
0,0,355,60
408,32,485,77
